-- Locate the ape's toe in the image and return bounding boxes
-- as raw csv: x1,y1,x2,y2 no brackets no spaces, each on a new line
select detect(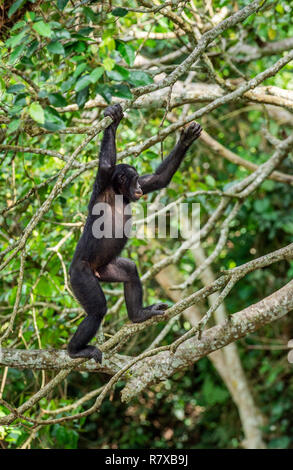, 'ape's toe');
92,348,103,364
153,309,167,316
190,122,201,133
154,303,169,311
149,303,169,317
